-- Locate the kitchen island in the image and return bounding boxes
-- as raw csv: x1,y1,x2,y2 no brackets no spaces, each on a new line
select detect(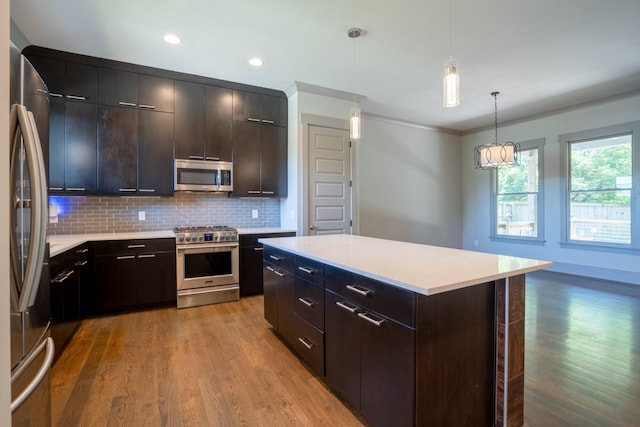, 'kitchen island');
260,234,552,427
